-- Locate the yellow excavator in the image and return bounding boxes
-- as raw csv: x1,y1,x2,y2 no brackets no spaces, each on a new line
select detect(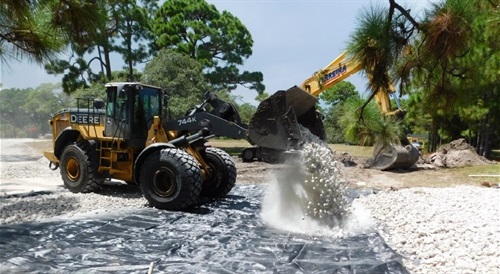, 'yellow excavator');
242,51,419,170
